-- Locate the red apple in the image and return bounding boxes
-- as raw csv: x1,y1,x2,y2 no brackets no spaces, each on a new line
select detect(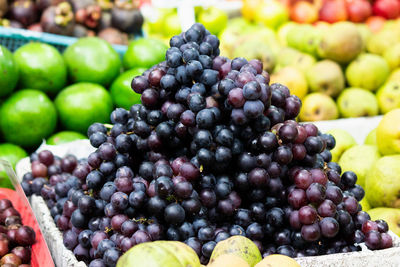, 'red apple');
319,0,348,23
366,15,386,32
290,1,319,23
373,0,400,19
346,0,372,22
